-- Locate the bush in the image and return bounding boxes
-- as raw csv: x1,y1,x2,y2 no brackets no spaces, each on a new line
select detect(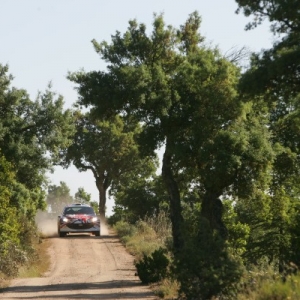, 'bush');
176,218,242,299
144,211,172,240
0,242,27,277
135,247,169,284
237,263,300,300
113,220,136,240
